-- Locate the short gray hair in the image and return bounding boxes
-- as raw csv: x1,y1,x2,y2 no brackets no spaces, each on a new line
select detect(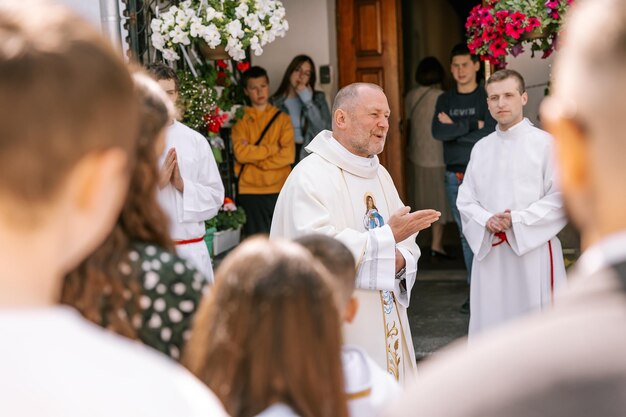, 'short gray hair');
331,82,383,115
